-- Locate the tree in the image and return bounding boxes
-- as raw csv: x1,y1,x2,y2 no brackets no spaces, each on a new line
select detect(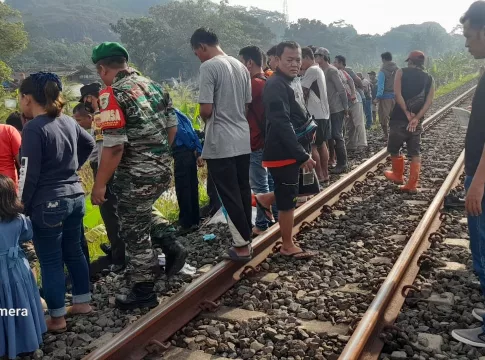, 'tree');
112,0,276,79
0,2,28,61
